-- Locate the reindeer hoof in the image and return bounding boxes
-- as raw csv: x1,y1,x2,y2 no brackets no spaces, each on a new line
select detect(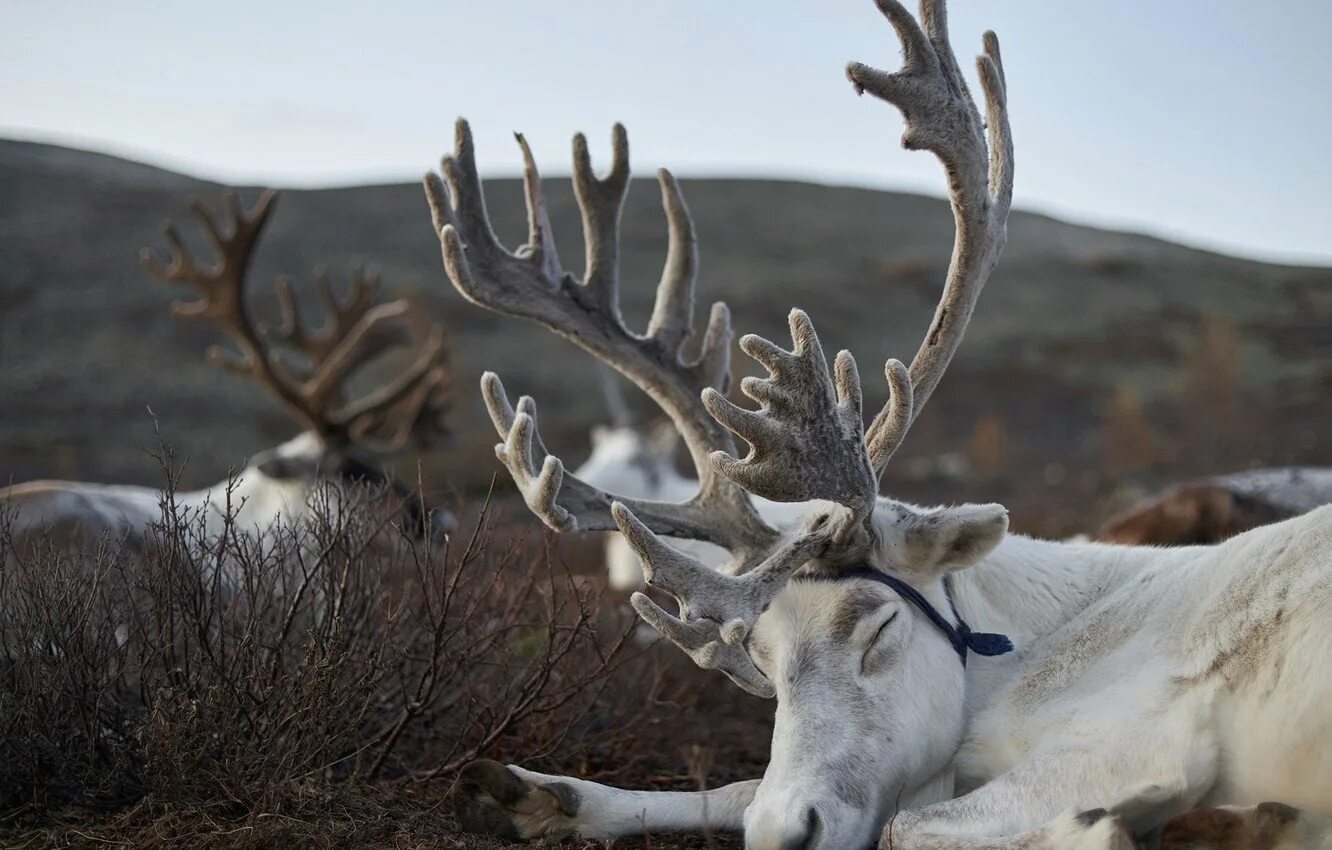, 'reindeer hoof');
1050,808,1136,850
450,759,581,841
